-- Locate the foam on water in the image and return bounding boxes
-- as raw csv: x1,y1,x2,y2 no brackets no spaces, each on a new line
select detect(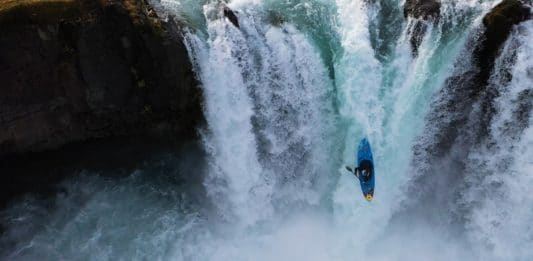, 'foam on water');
462,21,533,260
182,0,339,227
1,0,531,260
